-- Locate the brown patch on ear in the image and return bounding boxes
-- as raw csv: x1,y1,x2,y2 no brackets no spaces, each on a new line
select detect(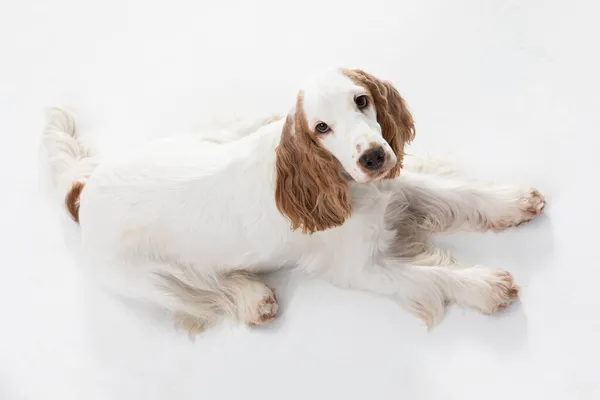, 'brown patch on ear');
275,94,352,234
342,69,416,179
